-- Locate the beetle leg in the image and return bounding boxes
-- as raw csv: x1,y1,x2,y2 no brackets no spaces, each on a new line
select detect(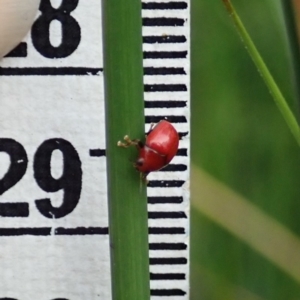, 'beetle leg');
149,123,155,131
117,135,144,149
146,123,156,136
140,172,149,184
